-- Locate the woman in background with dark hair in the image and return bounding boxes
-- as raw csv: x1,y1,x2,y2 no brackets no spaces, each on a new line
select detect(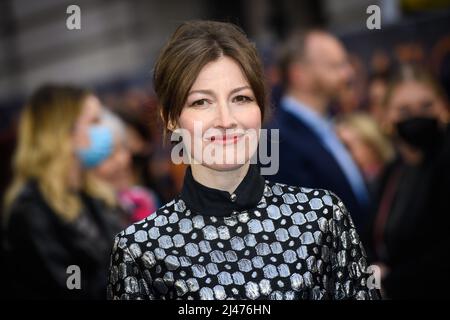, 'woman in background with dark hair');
3,84,124,299
366,64,450,299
